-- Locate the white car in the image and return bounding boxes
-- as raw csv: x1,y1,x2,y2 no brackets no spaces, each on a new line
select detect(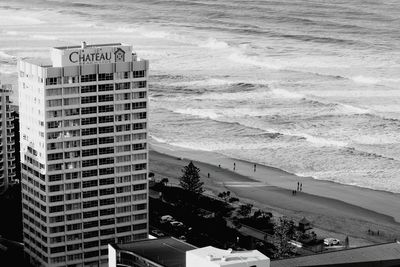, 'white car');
160,215,174,222
324,238,340,246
